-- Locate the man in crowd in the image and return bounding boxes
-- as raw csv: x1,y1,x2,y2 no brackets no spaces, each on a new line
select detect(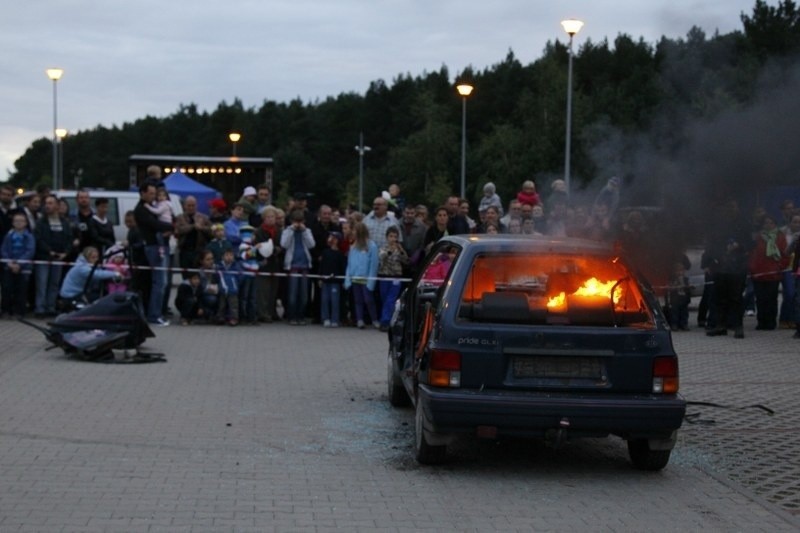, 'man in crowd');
399,205,427,277
134,182,174,326
72,189,94,260
174,195,212,276
364,196,400,250
445,195,470,235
